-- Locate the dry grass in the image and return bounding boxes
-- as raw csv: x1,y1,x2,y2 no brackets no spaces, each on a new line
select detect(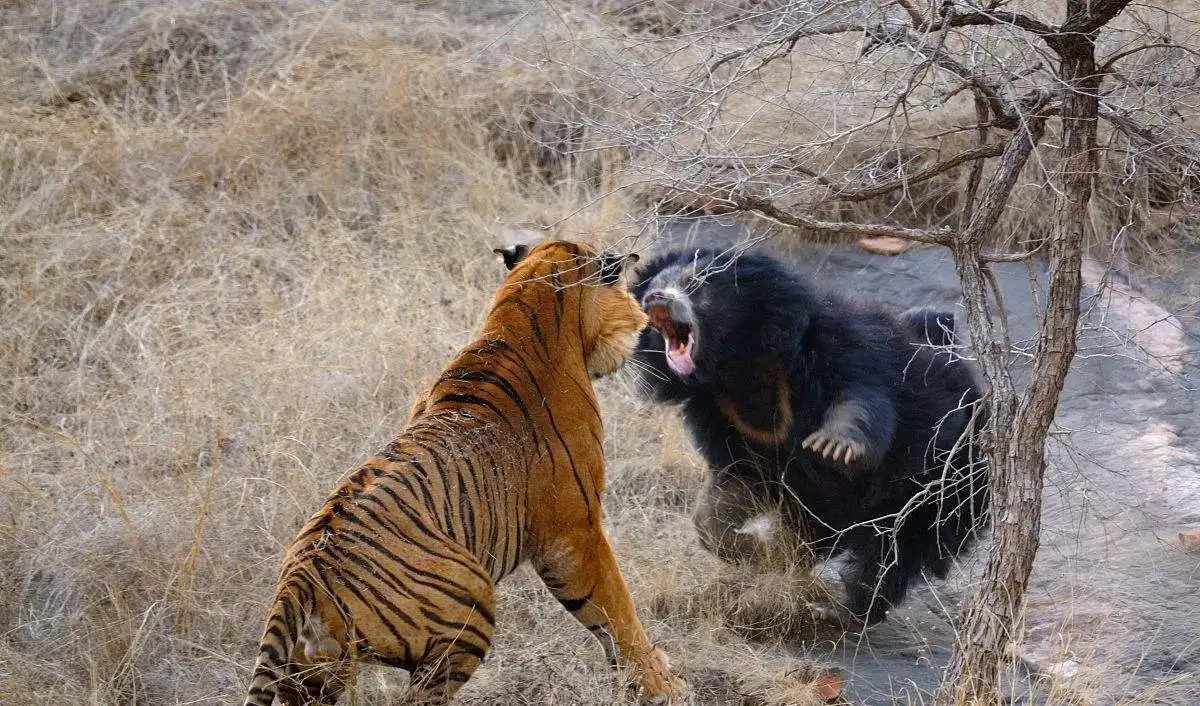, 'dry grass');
0,1,833,704
2,1,1188,704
